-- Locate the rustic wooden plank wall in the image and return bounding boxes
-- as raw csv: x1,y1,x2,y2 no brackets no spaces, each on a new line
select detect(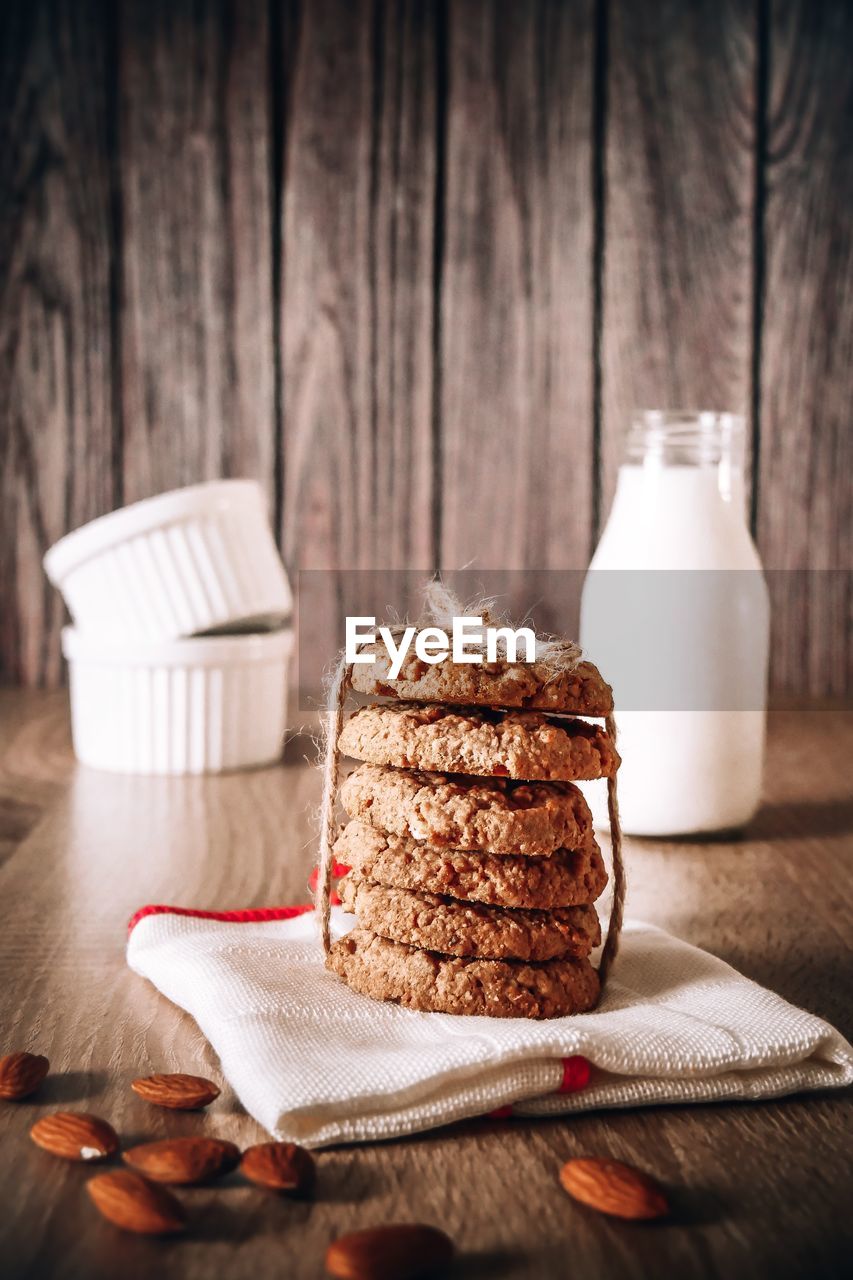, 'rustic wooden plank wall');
758,0,853,698
280,0,438,662
440,0,595,576
601,0,755,499
0,0,118,687
119,0,276,504
1,0,850,695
